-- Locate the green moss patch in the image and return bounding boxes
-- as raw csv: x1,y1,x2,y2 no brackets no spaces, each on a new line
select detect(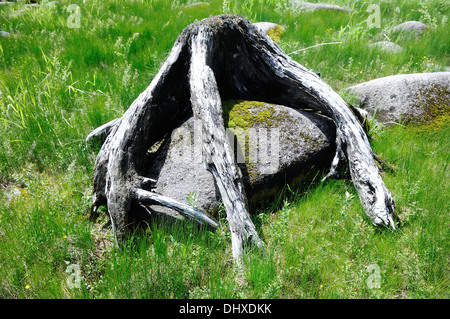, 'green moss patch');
266,25,285,44
414,84,450,131
222,100,276,130
222,100,280,183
